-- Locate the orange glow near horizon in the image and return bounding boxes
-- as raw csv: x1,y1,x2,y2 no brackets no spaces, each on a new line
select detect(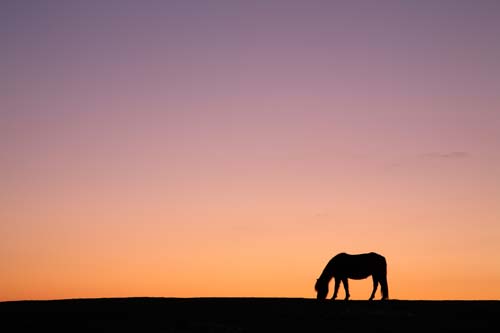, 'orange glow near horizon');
2,1,500,301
